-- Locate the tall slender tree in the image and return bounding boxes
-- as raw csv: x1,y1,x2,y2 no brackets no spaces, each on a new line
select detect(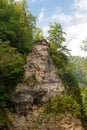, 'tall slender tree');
47,22,66,49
